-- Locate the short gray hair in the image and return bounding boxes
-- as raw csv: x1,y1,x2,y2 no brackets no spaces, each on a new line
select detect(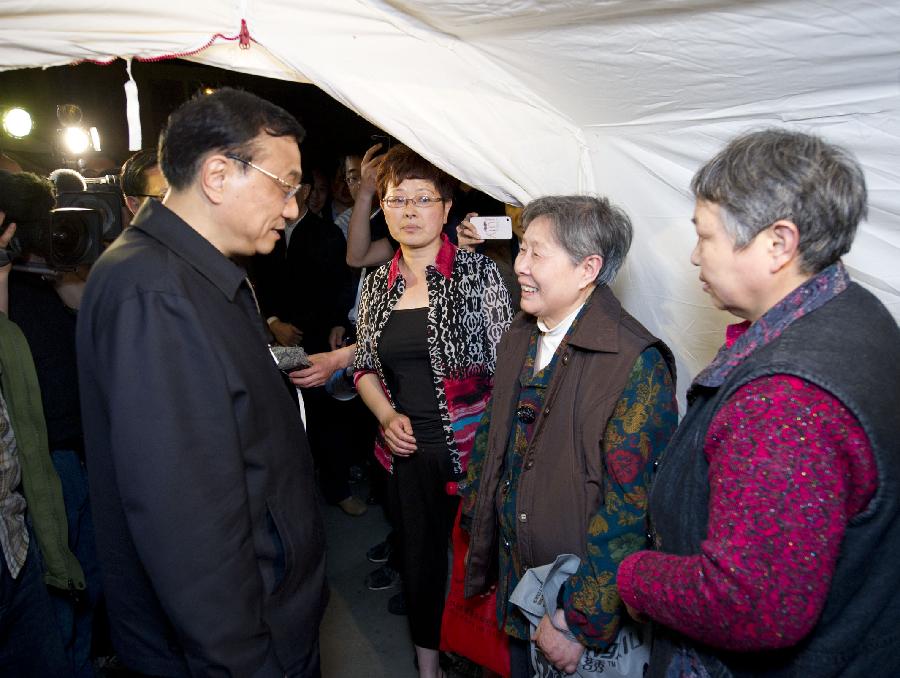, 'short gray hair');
691,128,867,273
521,195,633,287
